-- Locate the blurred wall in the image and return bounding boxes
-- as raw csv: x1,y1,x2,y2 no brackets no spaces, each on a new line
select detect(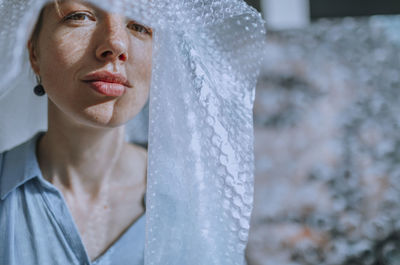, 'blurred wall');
245,0,261,11
261,0,310,29
247,15,400,265
310,0,400,18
